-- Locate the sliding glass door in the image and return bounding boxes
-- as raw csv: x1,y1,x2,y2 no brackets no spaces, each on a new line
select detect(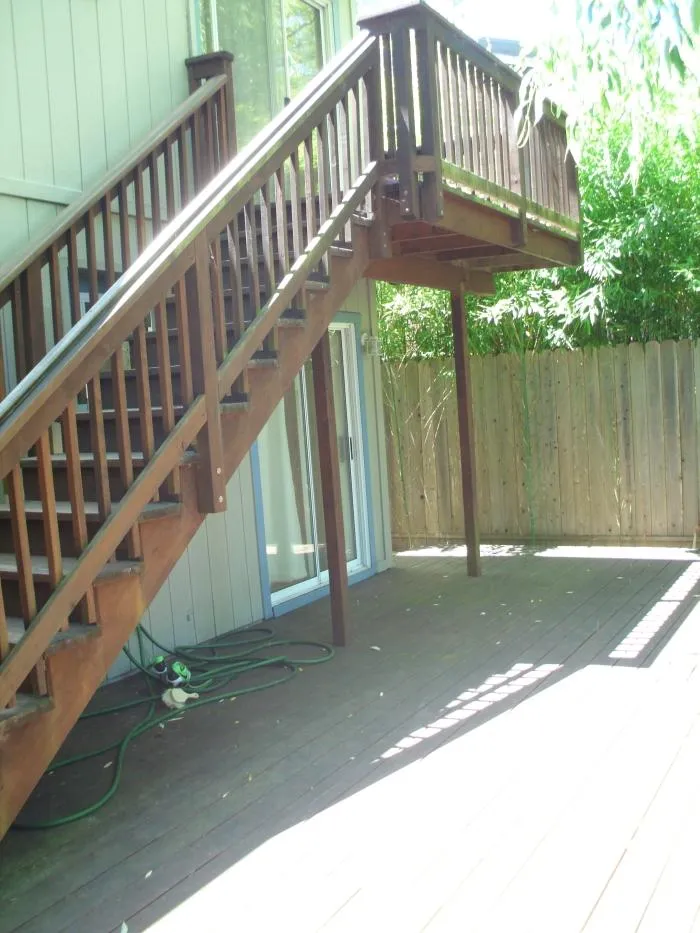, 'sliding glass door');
257,322,370,605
